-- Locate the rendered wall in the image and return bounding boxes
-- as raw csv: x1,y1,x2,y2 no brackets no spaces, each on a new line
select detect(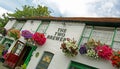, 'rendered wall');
27,21,115,69
4,20,115,69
